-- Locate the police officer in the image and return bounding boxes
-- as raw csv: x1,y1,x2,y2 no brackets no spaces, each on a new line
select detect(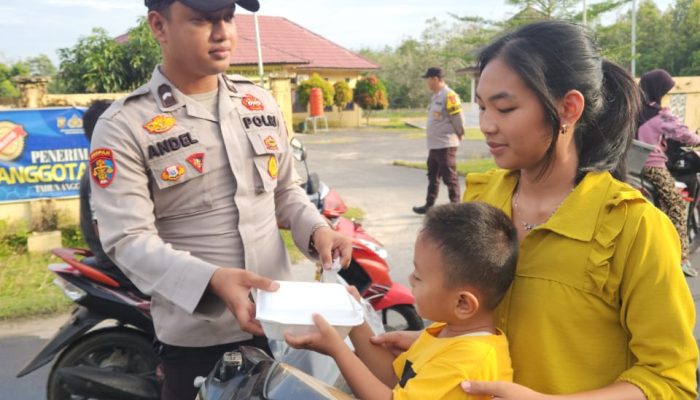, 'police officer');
89,1,352,399
413,67,465,215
